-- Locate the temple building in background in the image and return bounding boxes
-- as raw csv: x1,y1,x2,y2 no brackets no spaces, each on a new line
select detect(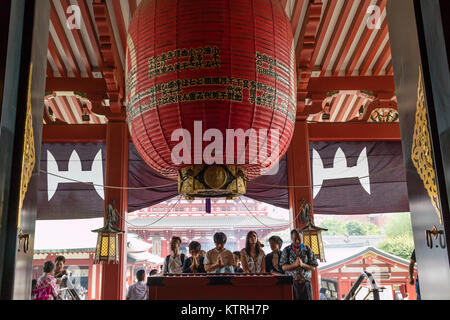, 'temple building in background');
128,198,290,258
